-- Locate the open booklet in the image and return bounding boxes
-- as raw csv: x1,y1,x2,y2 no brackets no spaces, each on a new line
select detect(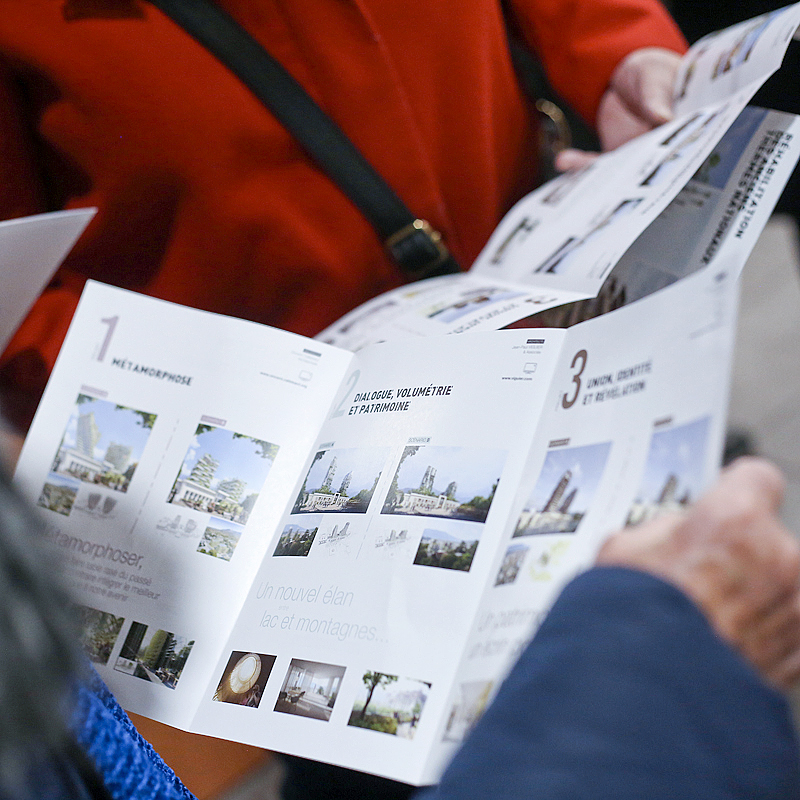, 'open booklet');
14,268,737,785
319,2,800,350
9,5,800,788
